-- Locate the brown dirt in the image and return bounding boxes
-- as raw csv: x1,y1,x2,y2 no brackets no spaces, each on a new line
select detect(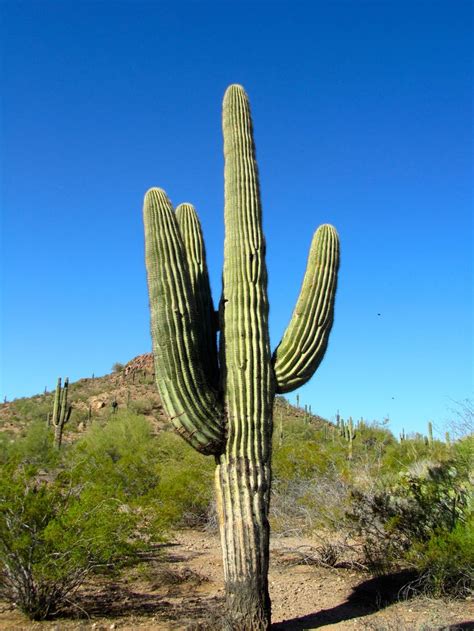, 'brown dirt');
0,530,472,630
